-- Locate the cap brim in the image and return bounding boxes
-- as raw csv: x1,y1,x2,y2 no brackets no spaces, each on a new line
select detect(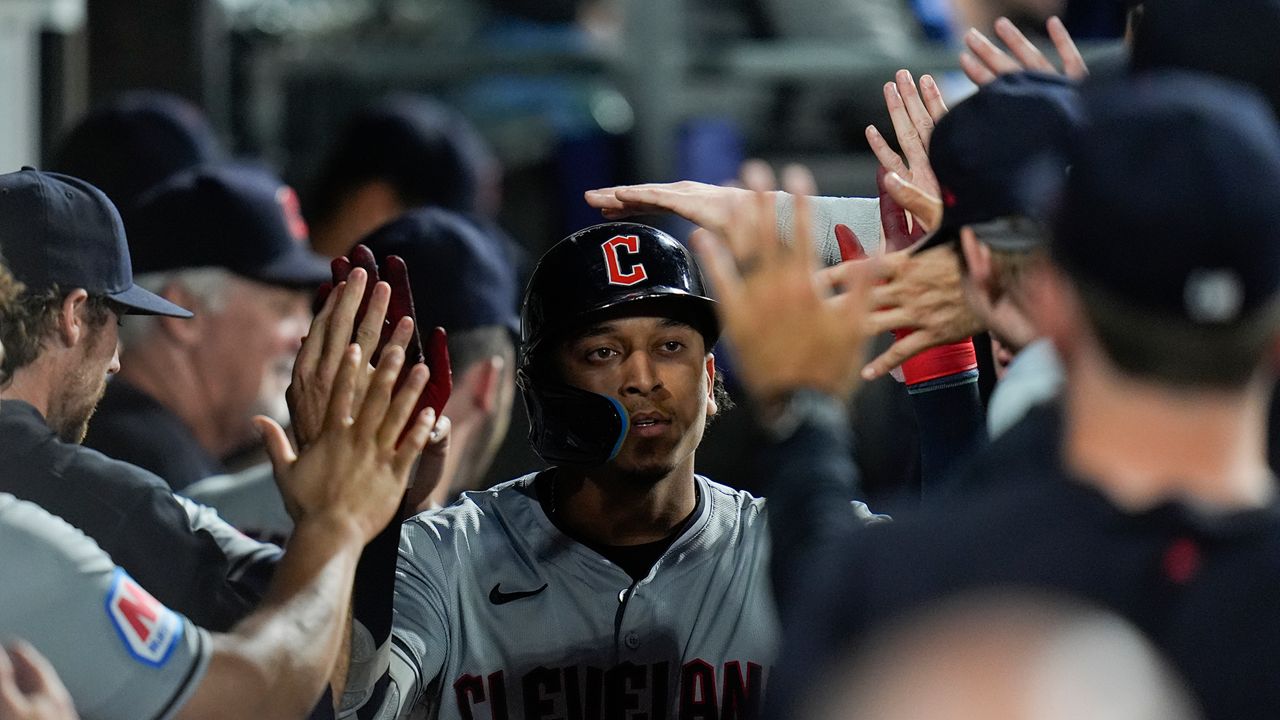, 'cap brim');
910,224,961,256
109,284,194,318
242,246,332,288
